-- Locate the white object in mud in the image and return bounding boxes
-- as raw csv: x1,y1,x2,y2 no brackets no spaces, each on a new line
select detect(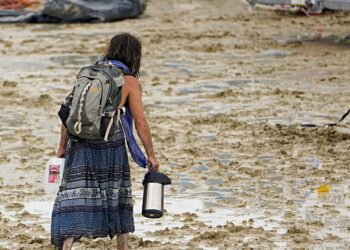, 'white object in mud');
291,0,305,5
247,0,350,12
44,157,65,194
